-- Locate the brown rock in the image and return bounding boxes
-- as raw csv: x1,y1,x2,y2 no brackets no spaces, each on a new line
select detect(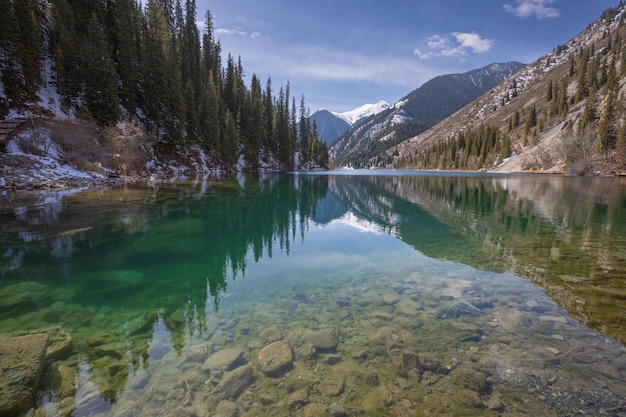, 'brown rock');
301,328,338,351
303,402,329,417
390,349,421,377
0,333,49,417
45,327,74,360
287,389,309,409
203,348,245,372
211,365,254,401
258,340,294,376
259,326,282,343
180,343,210,365
215,400,238,417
